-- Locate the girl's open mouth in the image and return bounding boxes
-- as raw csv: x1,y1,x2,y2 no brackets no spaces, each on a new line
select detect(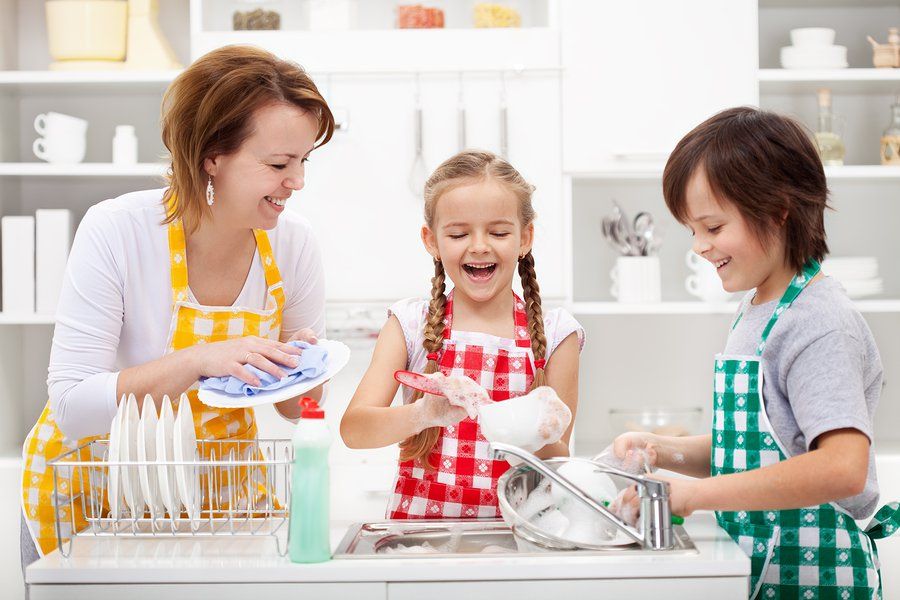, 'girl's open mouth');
462,263,497,281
